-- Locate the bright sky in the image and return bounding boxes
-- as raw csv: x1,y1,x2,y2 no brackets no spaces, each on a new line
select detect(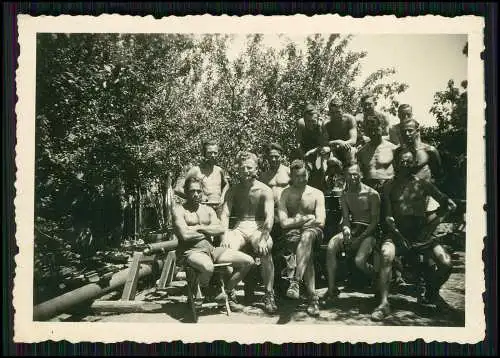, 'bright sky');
225,34,467,127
